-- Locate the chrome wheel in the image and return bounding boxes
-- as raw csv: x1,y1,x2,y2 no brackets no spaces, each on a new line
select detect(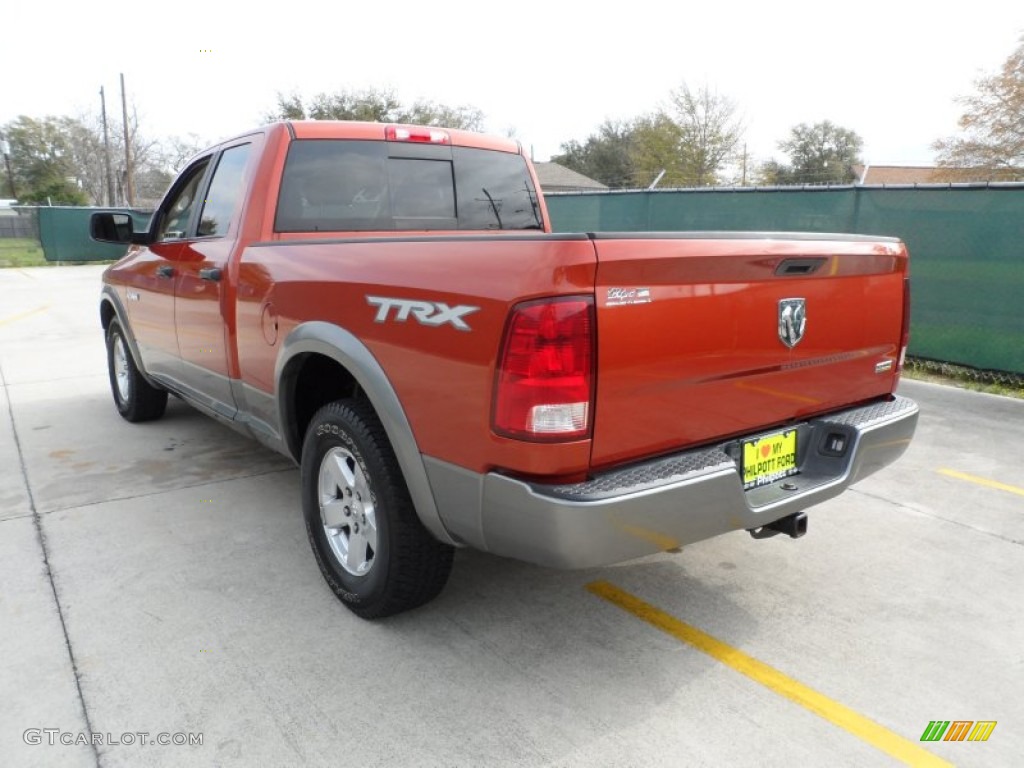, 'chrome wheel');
318,446,378,576
113,334,130,402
